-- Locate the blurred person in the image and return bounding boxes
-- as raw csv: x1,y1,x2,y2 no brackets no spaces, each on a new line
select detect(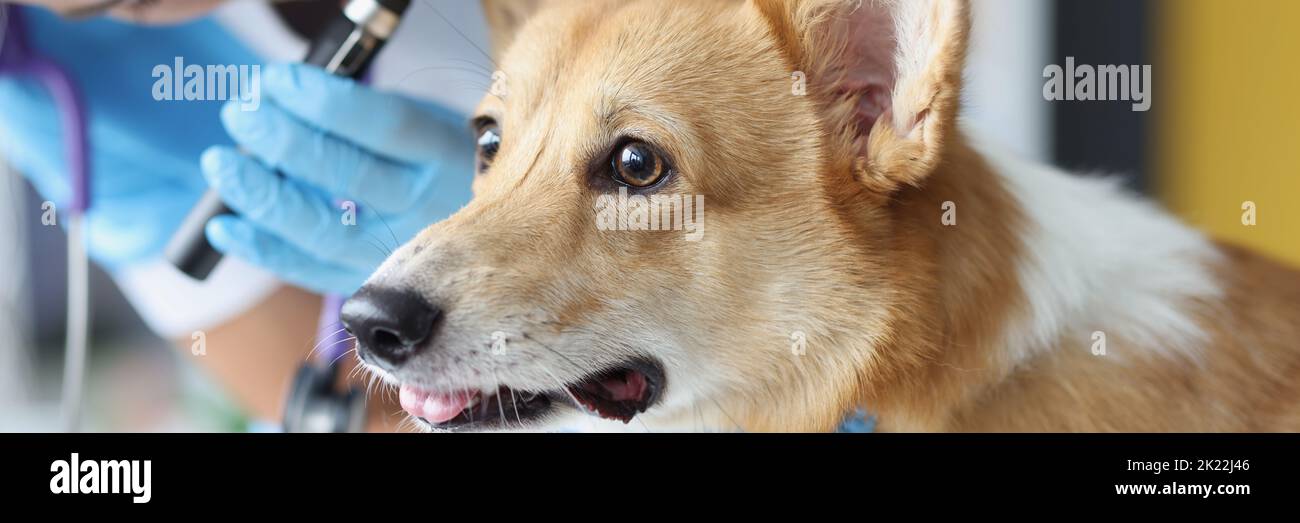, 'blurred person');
0,0,490,429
